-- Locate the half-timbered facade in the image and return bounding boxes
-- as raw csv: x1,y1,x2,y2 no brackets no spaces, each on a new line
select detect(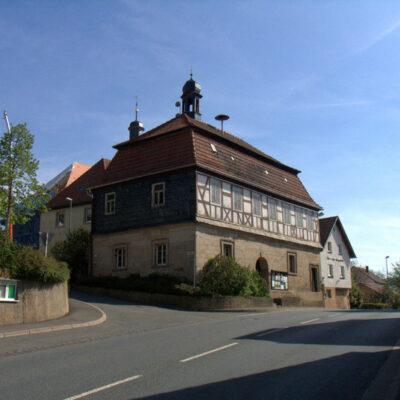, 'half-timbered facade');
91,77,324,305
